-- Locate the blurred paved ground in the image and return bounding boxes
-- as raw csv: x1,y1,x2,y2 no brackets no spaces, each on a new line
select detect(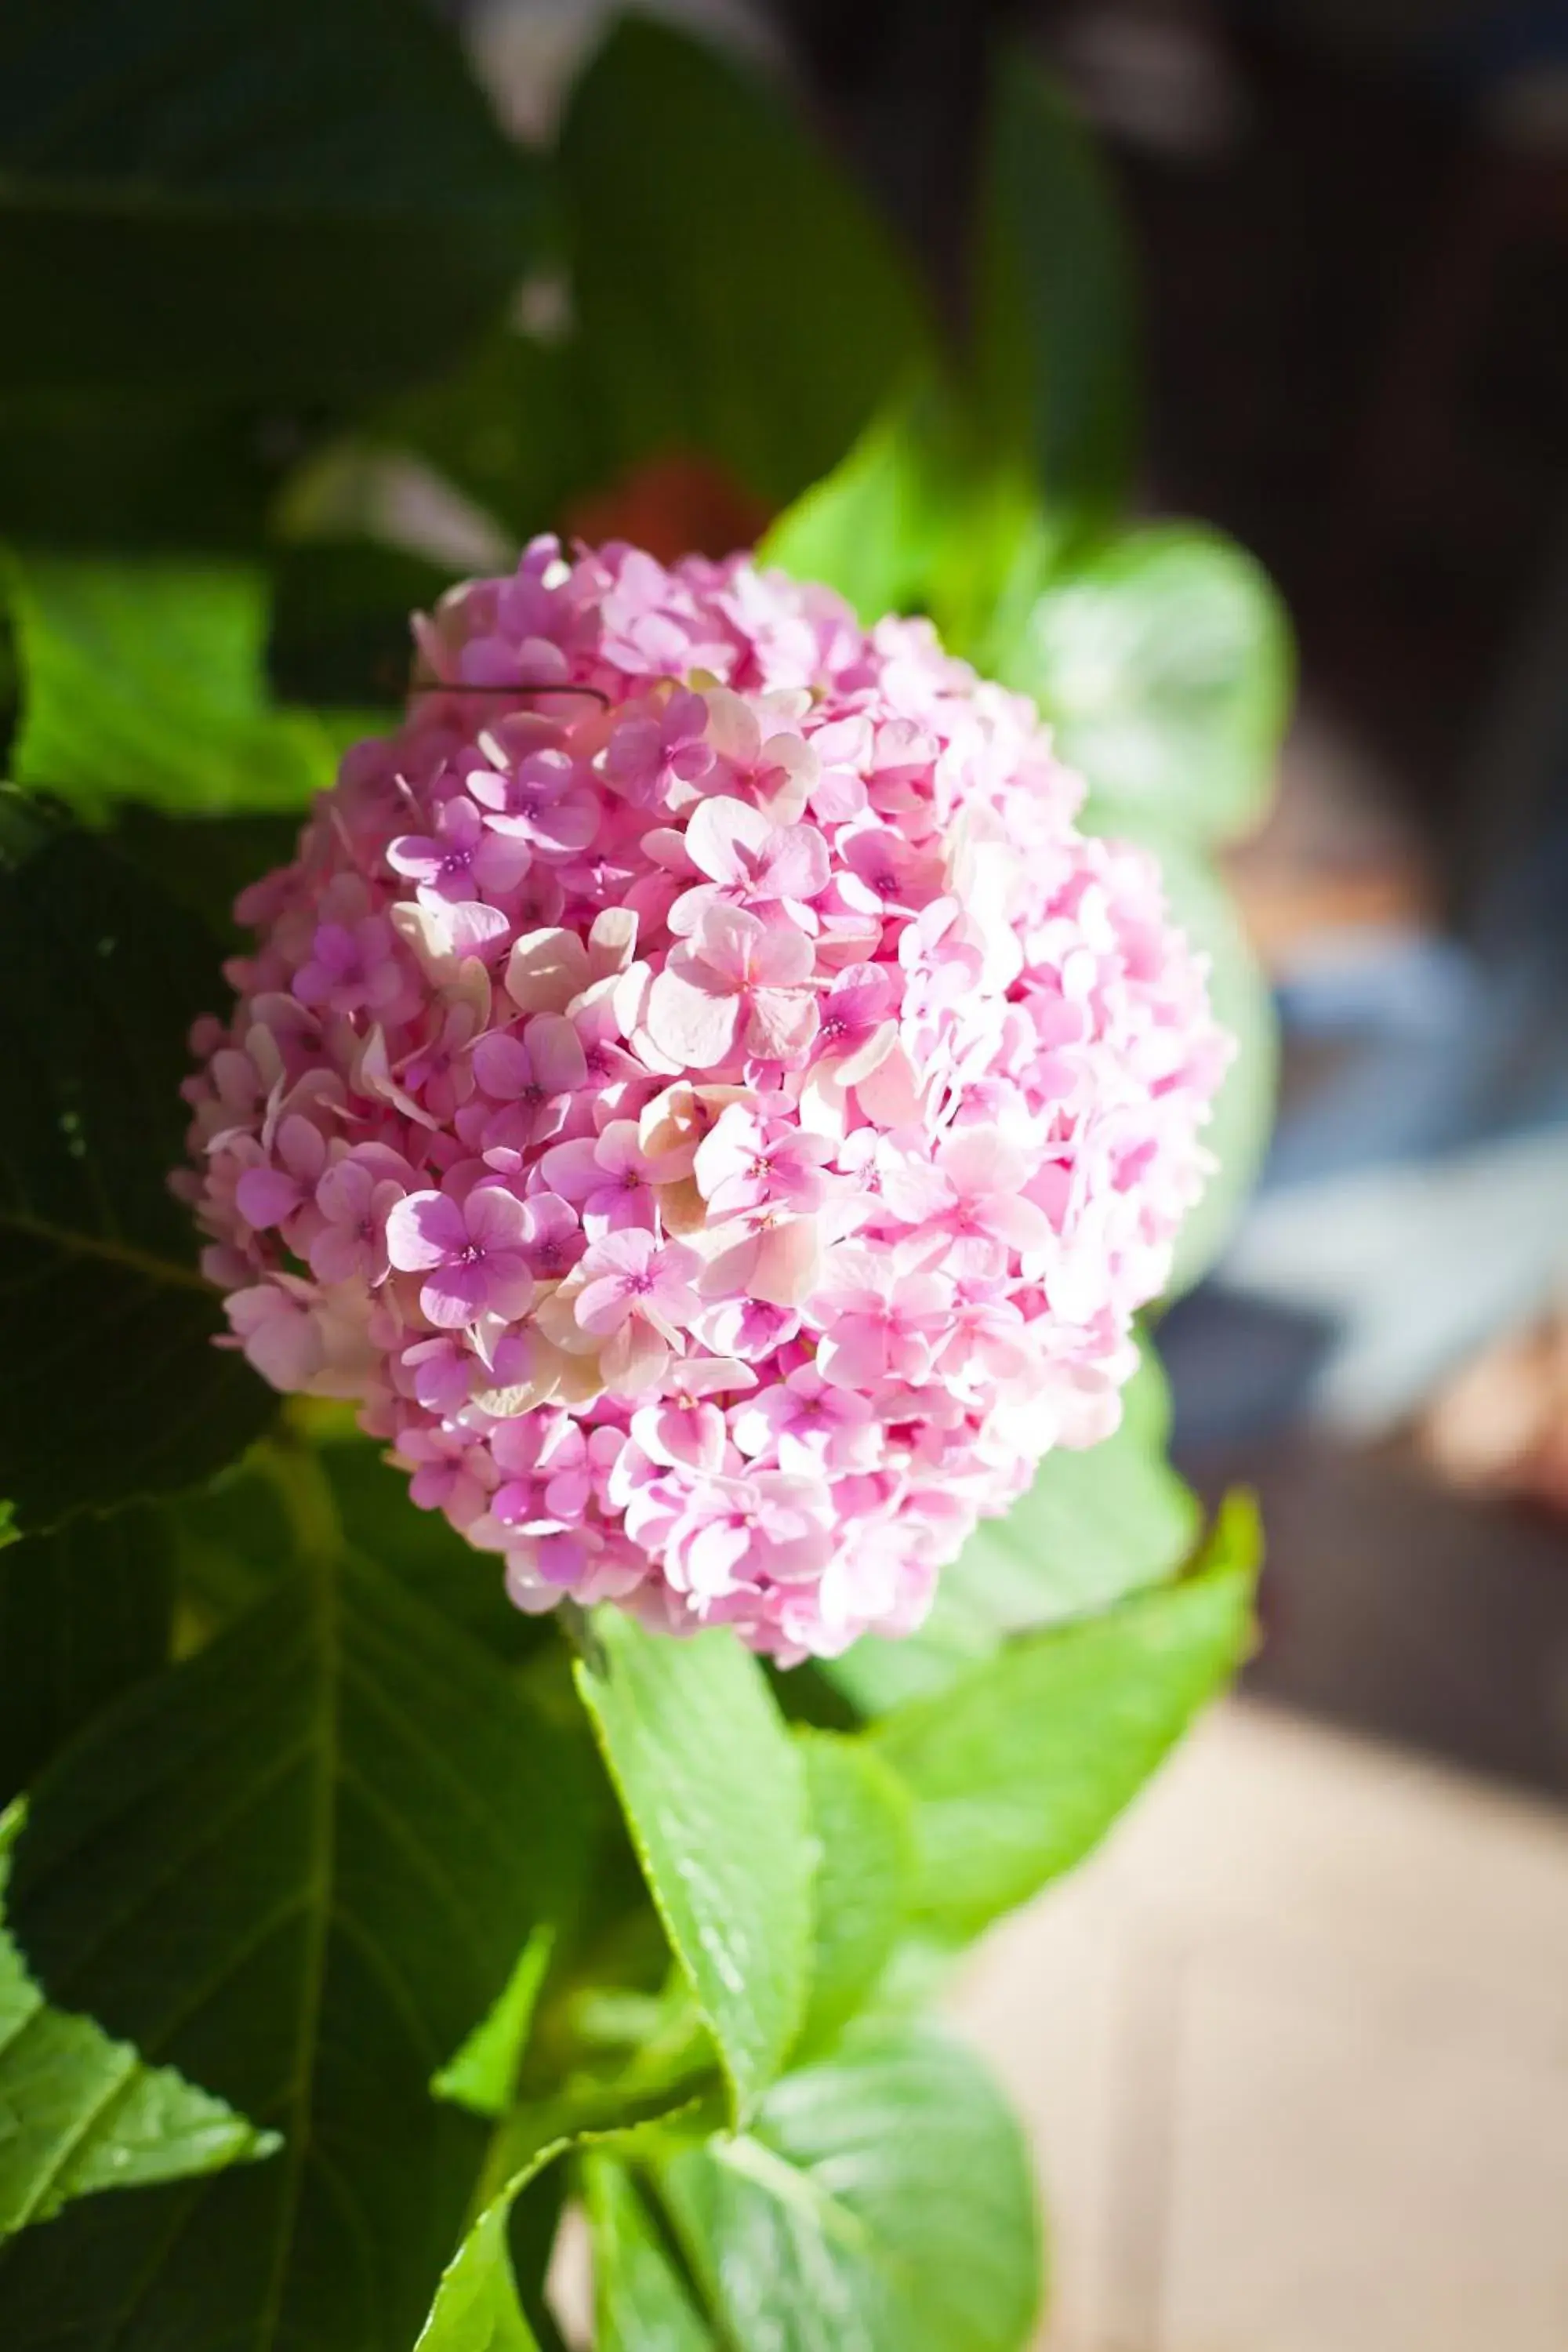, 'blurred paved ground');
953,1698,1568,2352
